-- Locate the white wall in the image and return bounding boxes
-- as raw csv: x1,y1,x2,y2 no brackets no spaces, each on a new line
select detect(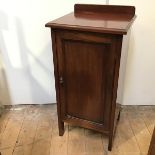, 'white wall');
0,0,106,105
0,0,155,105
109,0,155,105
